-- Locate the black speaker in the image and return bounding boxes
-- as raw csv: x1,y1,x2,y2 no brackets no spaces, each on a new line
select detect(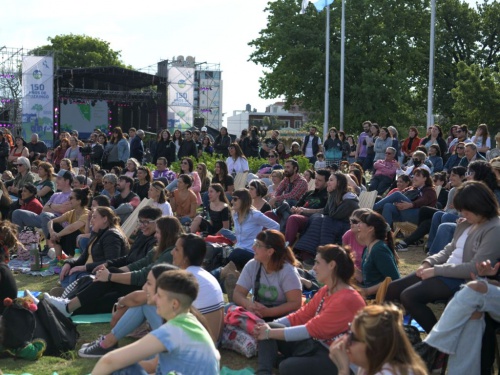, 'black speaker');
194,118,204,127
